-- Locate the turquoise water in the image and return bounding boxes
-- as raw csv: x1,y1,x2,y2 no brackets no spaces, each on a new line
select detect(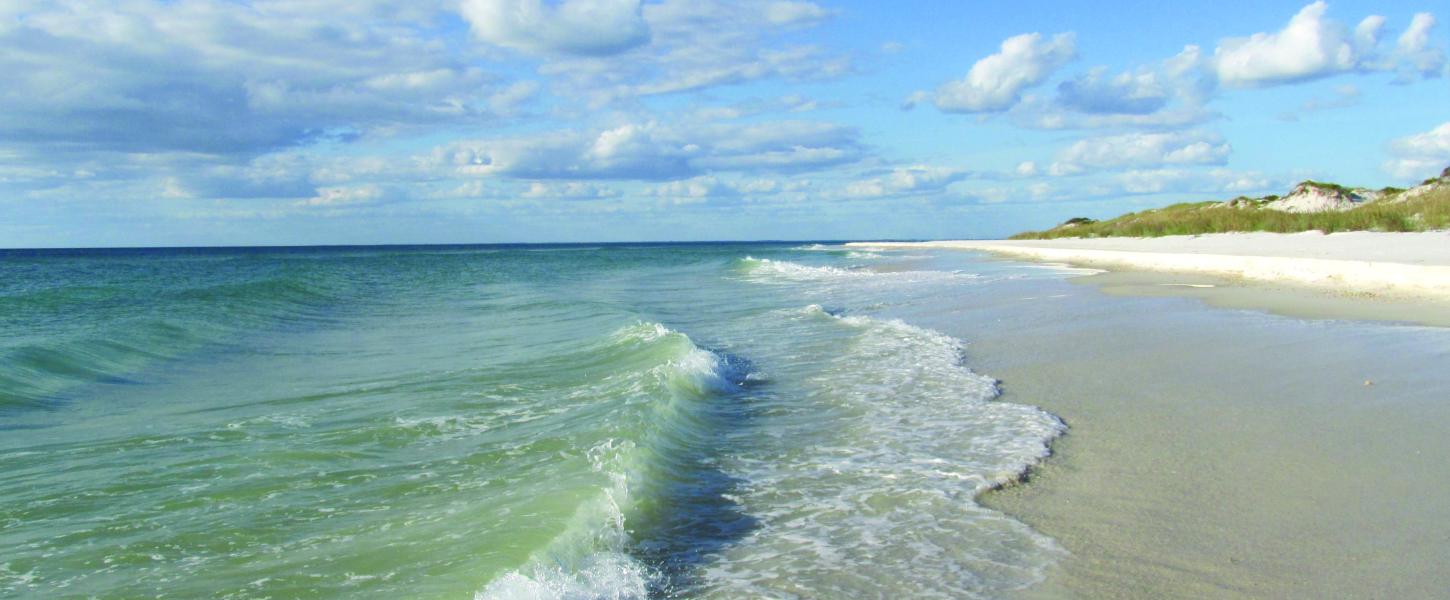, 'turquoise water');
1,244,1067,598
